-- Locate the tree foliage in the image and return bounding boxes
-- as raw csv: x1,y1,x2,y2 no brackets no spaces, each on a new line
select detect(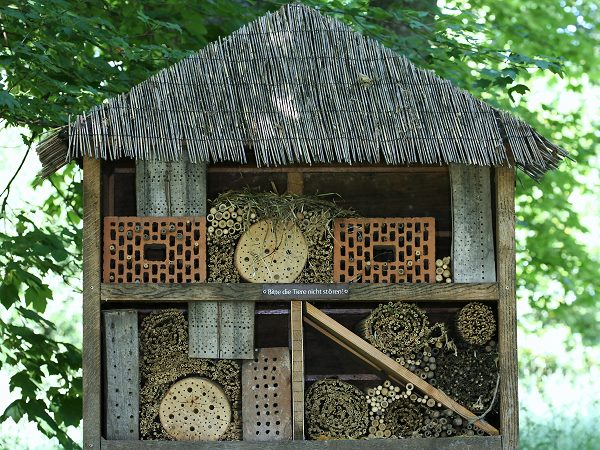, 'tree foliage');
0,0,598,447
